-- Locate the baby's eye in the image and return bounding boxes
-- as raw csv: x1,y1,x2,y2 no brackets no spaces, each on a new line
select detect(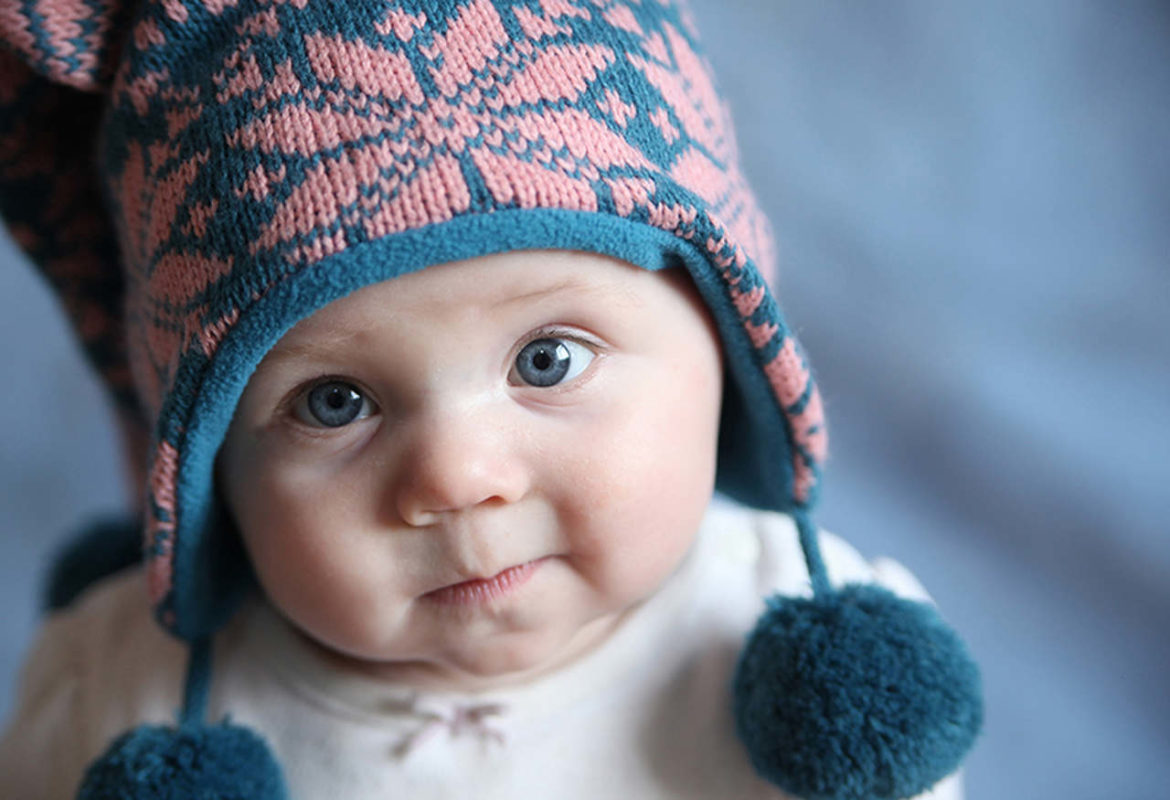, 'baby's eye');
511,337,595,387
293,380,375,428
